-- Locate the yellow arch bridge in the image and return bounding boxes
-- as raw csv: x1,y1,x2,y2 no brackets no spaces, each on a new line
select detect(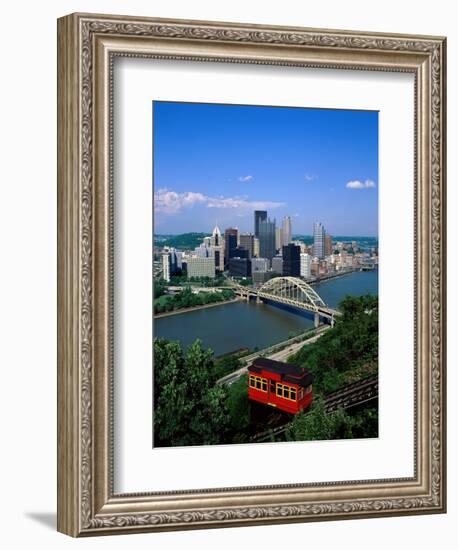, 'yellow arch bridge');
233,276,341,327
